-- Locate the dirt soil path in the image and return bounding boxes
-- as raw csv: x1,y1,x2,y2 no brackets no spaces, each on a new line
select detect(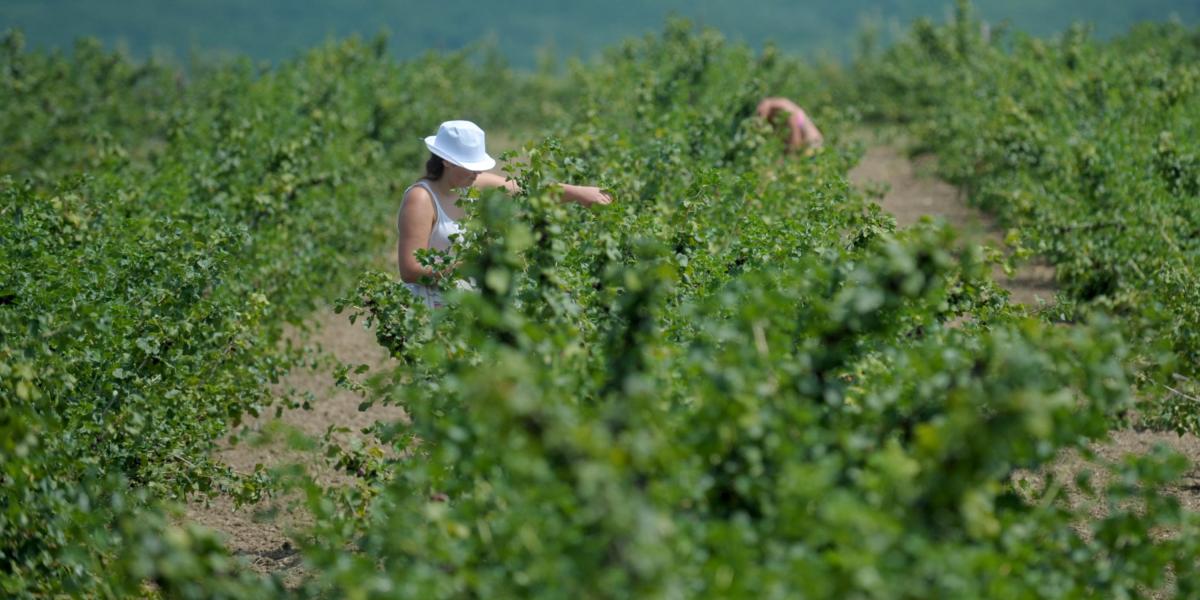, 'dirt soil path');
848,140,1057,307
848,130,1200,512
183,308,404,585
